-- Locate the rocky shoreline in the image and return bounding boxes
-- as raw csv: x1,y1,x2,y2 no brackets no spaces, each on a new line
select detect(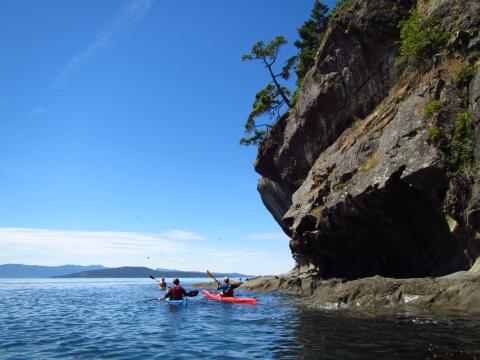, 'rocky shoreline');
191,260,480,314
239,260,480,314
